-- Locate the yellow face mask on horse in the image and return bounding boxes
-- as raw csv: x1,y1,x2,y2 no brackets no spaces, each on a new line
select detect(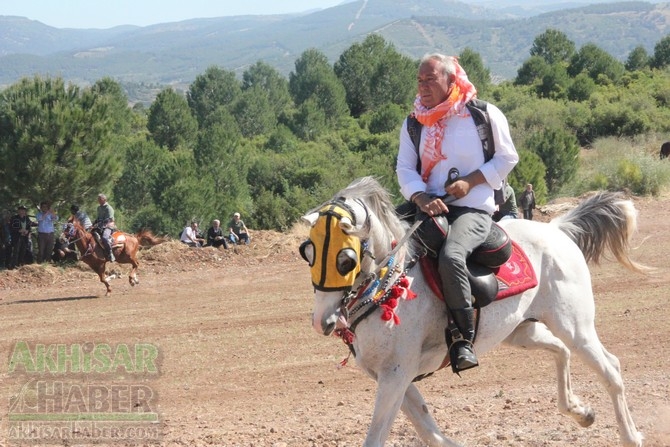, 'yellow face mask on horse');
300,201,362,291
